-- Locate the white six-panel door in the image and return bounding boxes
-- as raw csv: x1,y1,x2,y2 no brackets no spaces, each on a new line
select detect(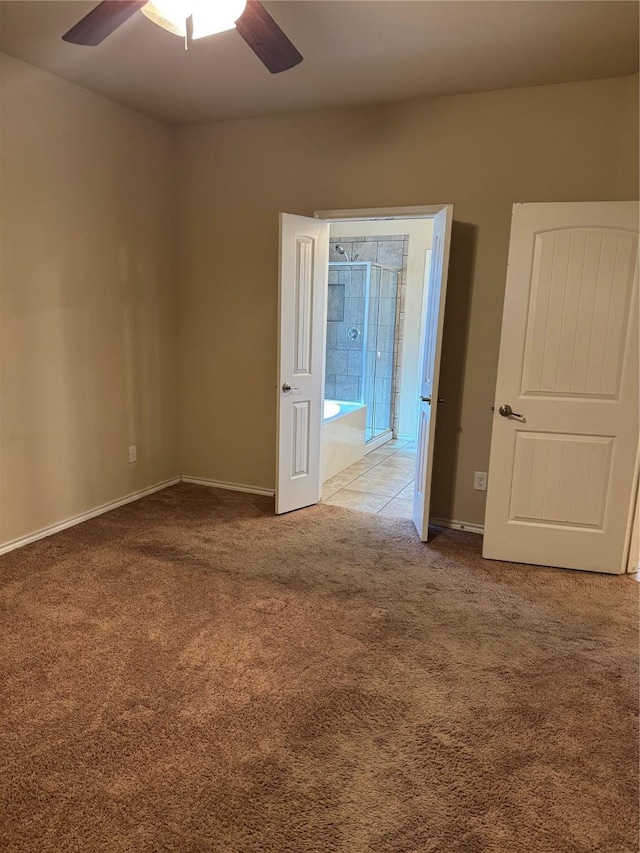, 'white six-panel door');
484,202,639,573
276,214,329,514
413,205,454,540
